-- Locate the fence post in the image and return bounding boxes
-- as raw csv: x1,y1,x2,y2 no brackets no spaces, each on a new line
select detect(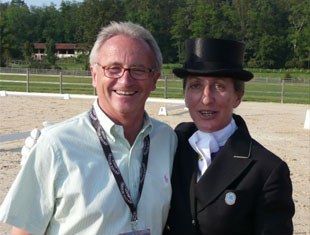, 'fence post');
281,79,285,104
164,75,167,98
26,68,29,92
59,72,62,94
